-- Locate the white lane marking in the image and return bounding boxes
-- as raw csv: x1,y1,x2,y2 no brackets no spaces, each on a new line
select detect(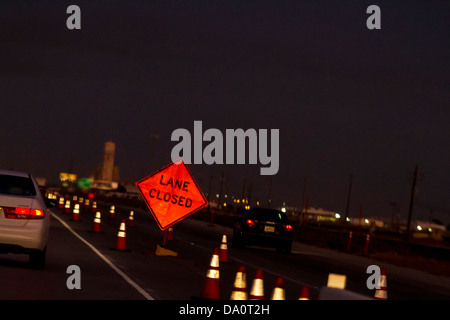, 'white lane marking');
51,211,155,300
